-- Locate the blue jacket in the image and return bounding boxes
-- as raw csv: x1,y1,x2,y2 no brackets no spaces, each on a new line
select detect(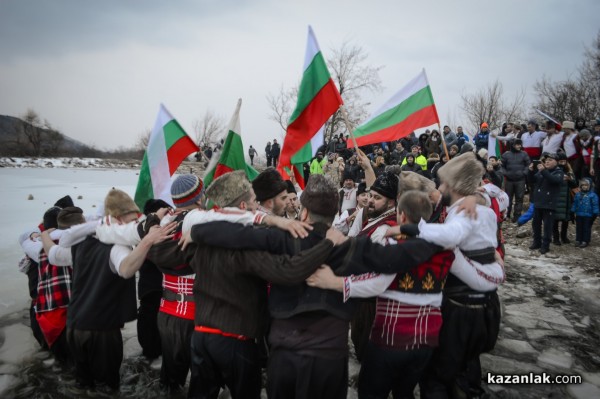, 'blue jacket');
474,131,489,151
518,203,535,226
571,191,600,217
